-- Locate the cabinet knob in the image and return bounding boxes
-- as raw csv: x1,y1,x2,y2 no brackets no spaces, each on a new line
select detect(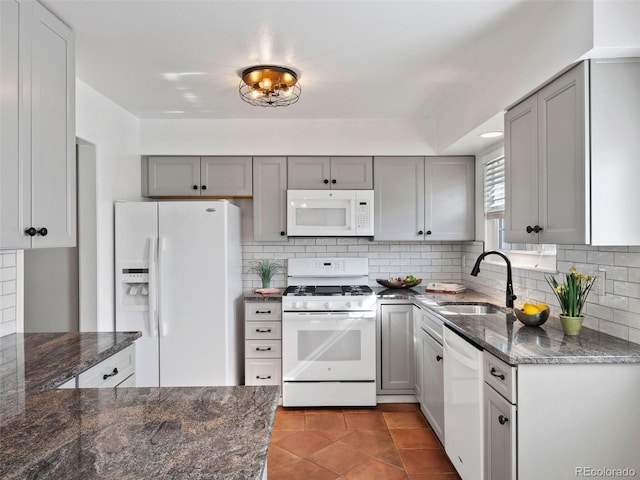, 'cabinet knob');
323,179,329,184
490,367,505,380
25,227,37,237
201,185,207,190
37,227,48,237
526,225,543,234
418,230,424,235
426,230,432,235
103,367,119,380
498,415,509,425
192,185,199,190
436,355,443,362
331,179,337,184
280,231,286,236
